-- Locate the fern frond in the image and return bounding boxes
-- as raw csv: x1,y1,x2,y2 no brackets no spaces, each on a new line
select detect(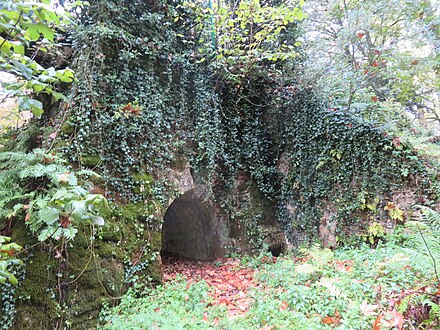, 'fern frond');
416,205,440,235
318,277,348,300
407,206,440,283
